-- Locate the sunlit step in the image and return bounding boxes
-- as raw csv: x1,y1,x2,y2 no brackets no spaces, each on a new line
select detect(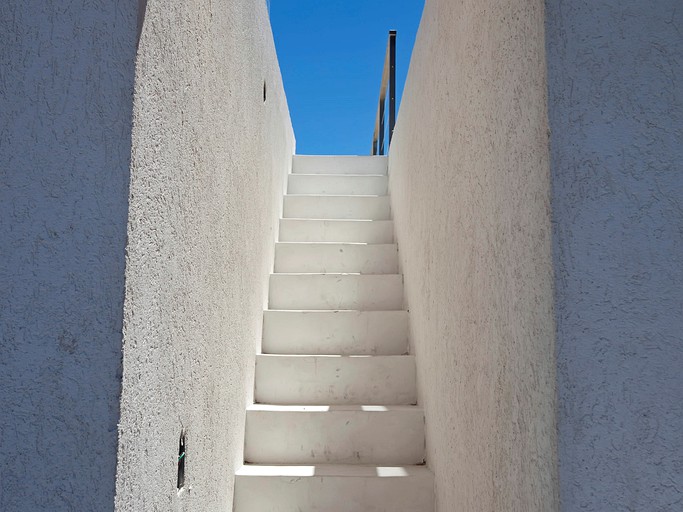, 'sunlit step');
288,174,388,195
244,405,425,465
279,218,394,243
293,155,387,175
283,195,391,220
274,242,398,274
269,274,403,310
262,310,409,355
234,464,434,512
255,355,416,405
